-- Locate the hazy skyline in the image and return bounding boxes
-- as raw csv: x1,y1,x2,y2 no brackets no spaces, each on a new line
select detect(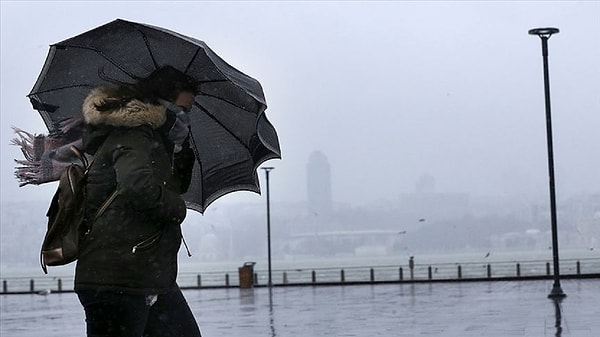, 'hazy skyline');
2,1,599,214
